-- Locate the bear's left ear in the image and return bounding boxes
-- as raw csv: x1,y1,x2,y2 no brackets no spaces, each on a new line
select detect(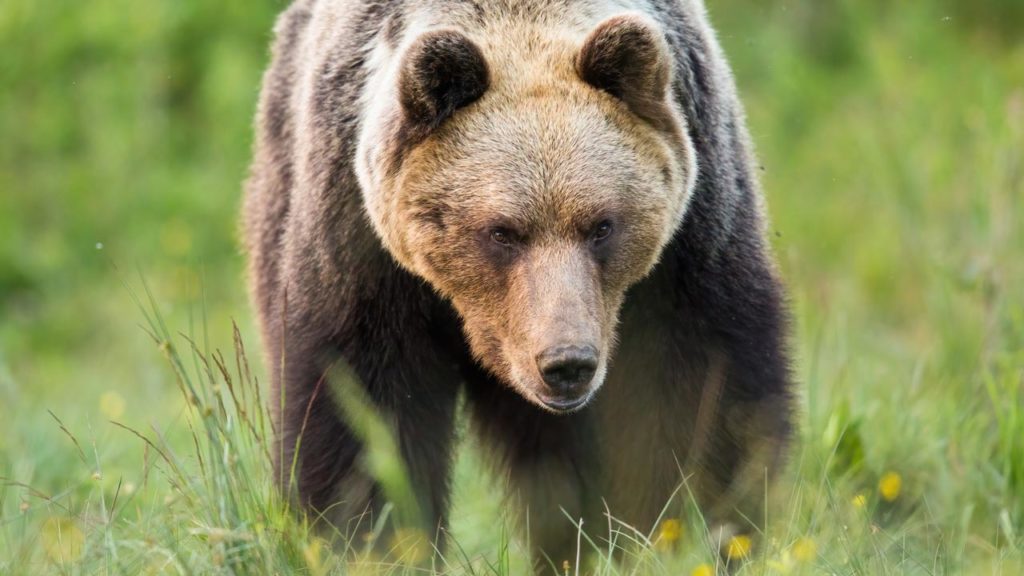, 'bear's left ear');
576,13,674,129
398,29,490,133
